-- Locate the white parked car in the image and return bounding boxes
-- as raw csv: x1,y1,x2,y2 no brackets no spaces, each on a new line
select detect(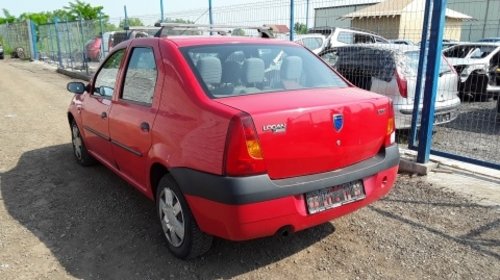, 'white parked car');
320,44,461,129
443,43,500,100
298,27,388,54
